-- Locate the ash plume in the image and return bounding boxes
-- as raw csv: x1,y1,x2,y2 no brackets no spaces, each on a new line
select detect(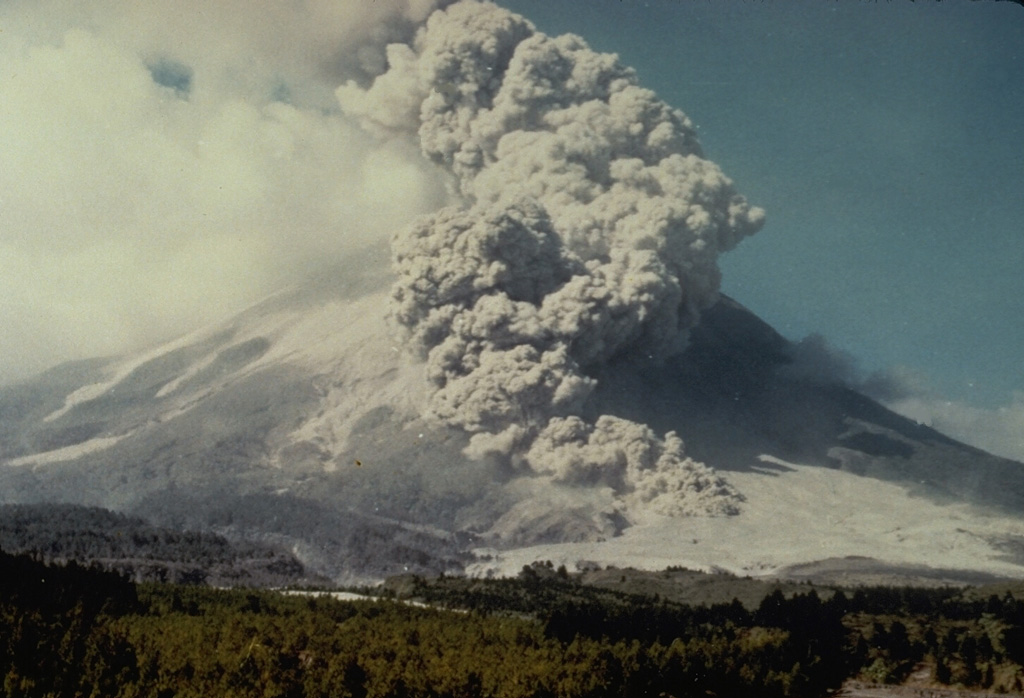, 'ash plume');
339,0,765,517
